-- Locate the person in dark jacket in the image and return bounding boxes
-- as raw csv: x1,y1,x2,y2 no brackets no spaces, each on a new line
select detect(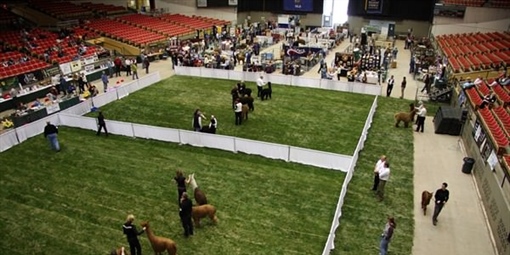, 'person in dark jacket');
179,192,194,237
96,111,108,136
43,121,60,151
122,214,145,255
432,182,449,226
174,170,187,203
